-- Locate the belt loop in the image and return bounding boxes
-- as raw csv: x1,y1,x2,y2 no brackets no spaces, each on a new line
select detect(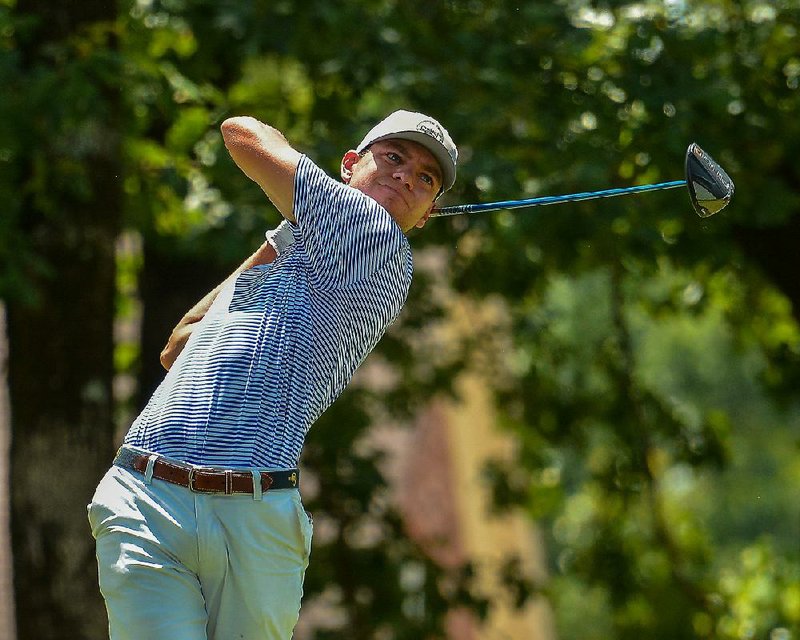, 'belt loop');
224,470,233,495
250,469,262,501
144,454,158,485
